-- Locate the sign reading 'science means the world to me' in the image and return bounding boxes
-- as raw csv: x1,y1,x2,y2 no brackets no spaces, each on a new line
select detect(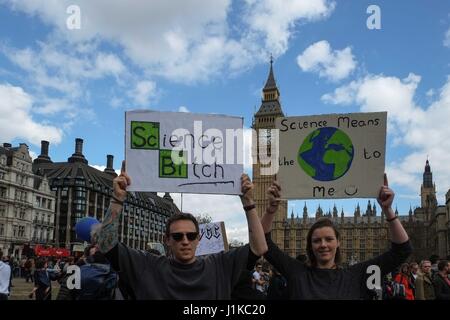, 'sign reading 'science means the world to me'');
125,110,244,195
275,112,387,199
